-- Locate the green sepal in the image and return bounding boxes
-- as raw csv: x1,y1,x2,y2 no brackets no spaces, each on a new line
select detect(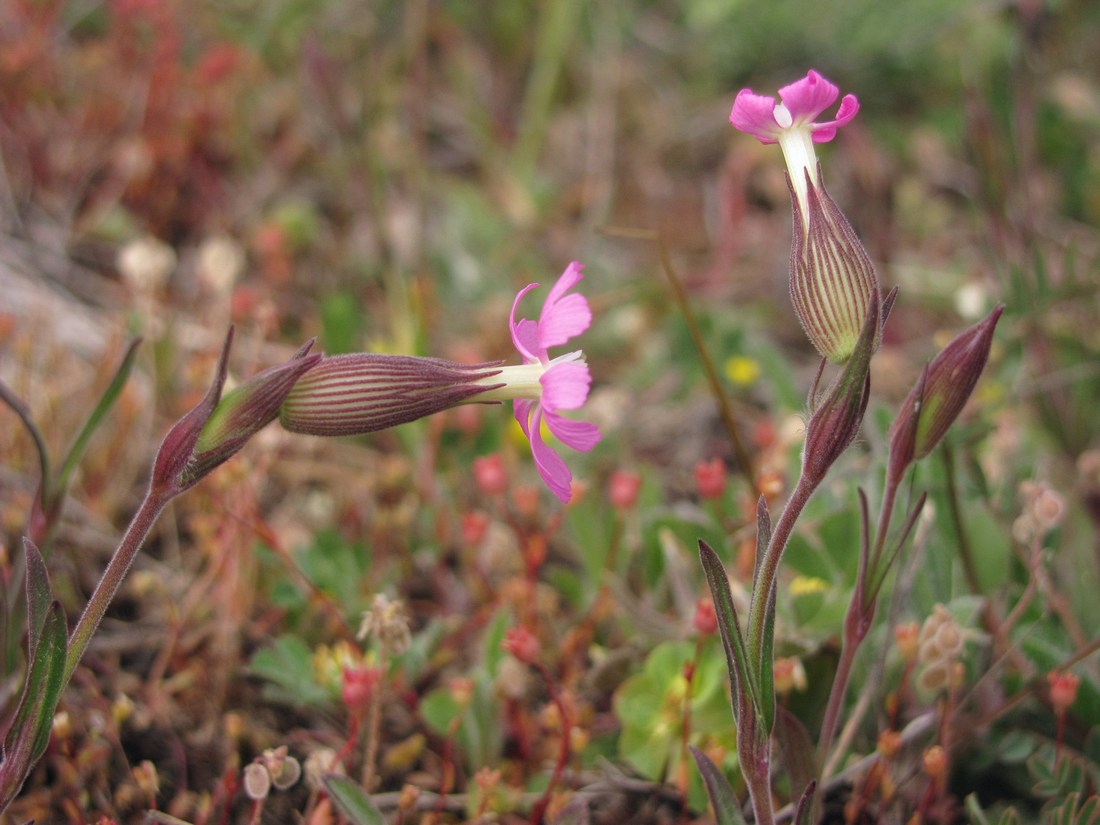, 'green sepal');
323,774,386,825
690,745,748,825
